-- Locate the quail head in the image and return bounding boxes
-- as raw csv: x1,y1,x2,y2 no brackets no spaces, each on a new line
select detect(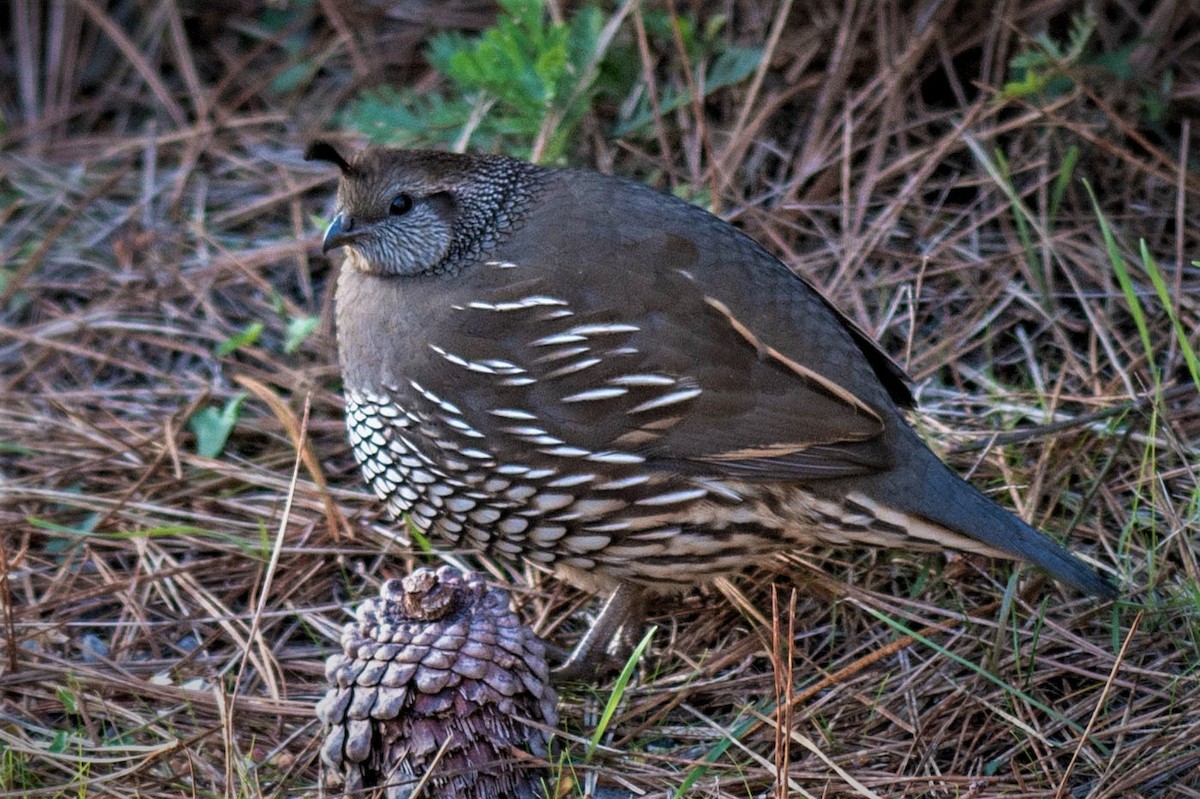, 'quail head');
306,141,1117,679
